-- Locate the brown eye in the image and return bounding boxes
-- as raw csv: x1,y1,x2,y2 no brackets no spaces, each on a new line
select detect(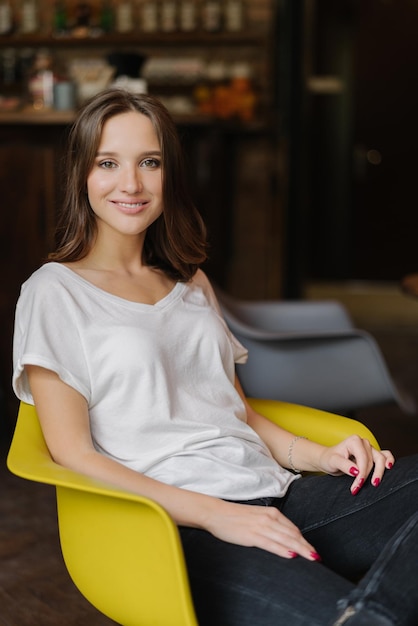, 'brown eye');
141,158,161,169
